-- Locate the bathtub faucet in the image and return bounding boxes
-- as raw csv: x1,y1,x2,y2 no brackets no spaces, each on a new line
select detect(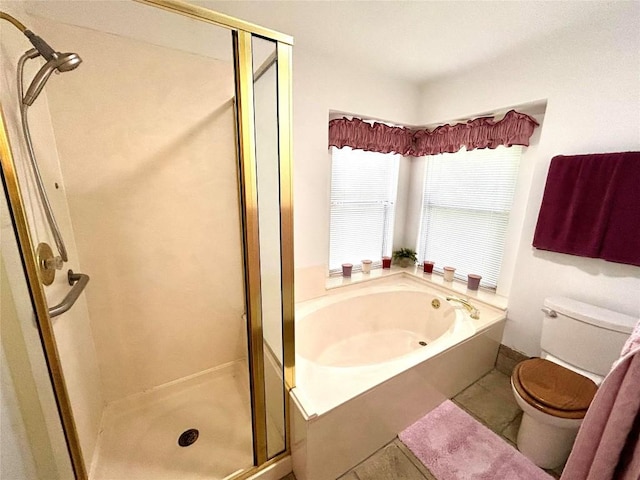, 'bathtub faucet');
445,296,480,320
